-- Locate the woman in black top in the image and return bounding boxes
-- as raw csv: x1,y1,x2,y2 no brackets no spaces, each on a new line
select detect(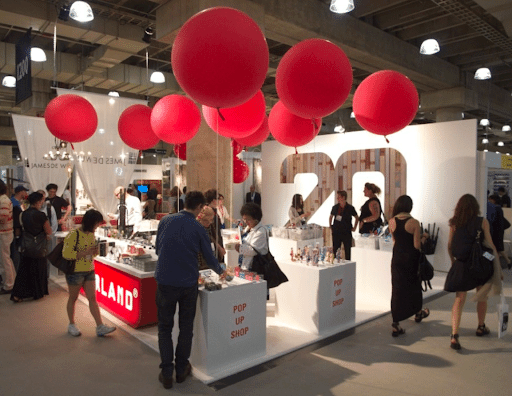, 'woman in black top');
11,192,52,302
329,191,358,260
388,195,429,337
359,183,384,234
446,194,502,350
